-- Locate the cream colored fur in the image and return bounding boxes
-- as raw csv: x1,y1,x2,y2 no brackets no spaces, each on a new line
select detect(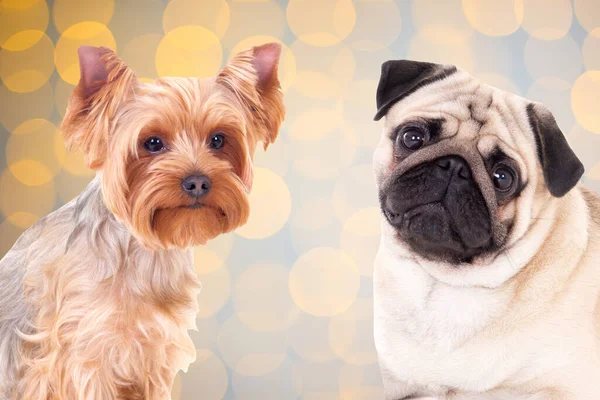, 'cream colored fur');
373,70,600,399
